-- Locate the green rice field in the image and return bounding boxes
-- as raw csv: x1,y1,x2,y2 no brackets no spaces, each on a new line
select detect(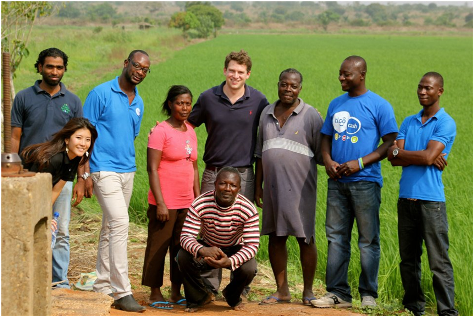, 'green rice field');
12,27,472,315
